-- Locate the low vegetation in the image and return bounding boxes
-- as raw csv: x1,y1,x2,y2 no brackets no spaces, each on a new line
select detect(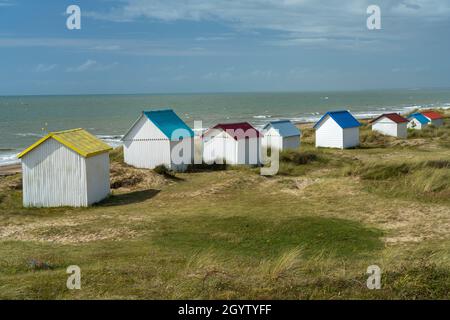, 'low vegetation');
0,109,449,299
346,159,450,203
